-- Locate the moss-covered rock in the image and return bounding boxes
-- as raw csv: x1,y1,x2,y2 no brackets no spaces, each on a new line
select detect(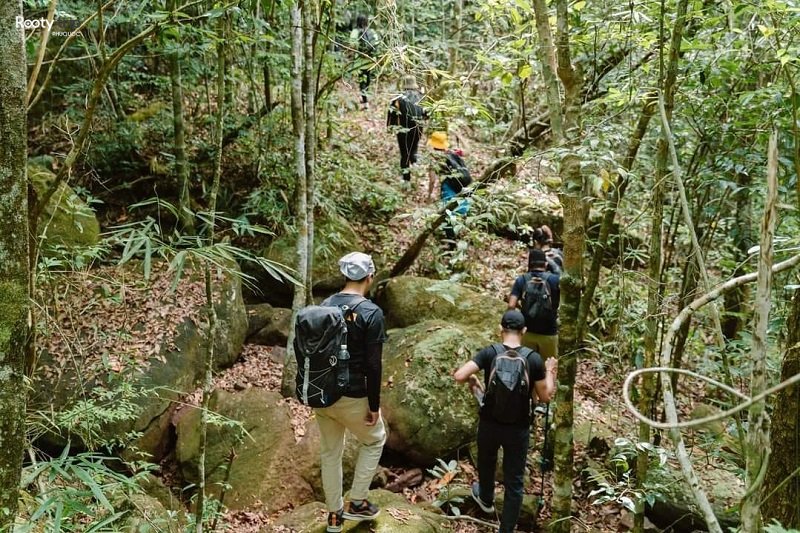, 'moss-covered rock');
381,321,490,465
31,261,247,459
272,489,449,532
643,460,741,531
29,162,100,253
245,303,292,346
247,212,360,306
175,388,319,511
376,277,506,337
